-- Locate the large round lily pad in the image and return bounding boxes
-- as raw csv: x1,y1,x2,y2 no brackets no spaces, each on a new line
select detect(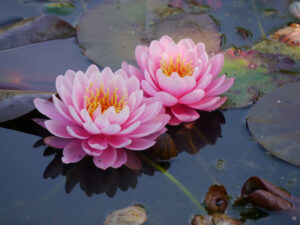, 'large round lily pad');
76,0,220,70
221,49,300,108
247,81,300,166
